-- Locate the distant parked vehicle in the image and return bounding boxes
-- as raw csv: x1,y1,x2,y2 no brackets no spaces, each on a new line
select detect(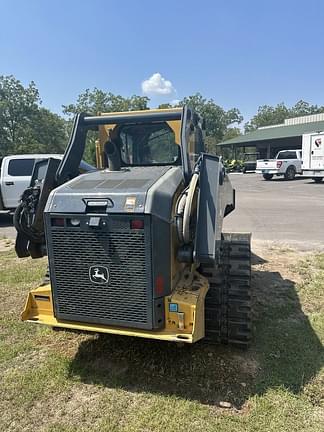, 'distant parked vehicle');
301,132,324,183
256,149,302,180
242,152,260,173
223,159,244,172
0,154,95,212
